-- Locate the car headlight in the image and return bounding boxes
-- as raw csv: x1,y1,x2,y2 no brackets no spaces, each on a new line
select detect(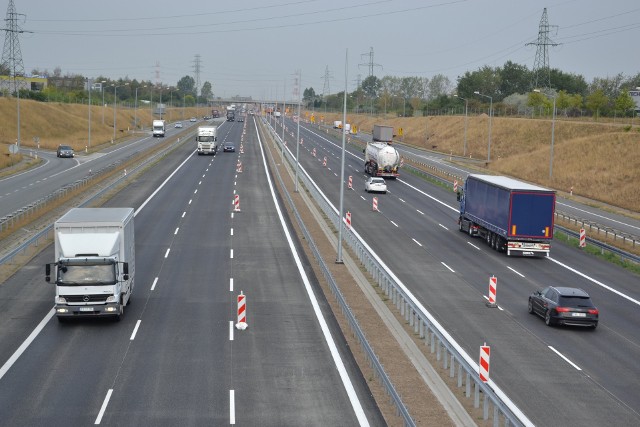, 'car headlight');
56,296,67,304
106,295,117,303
